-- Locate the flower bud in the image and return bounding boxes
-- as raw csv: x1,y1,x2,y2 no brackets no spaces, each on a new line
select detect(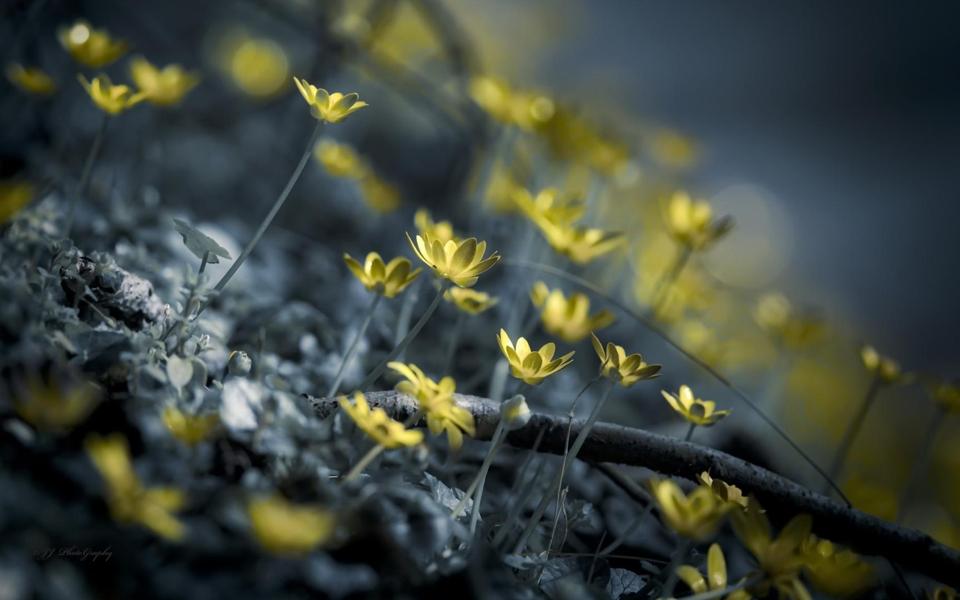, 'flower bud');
501,394,531,431
227,350,252,377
